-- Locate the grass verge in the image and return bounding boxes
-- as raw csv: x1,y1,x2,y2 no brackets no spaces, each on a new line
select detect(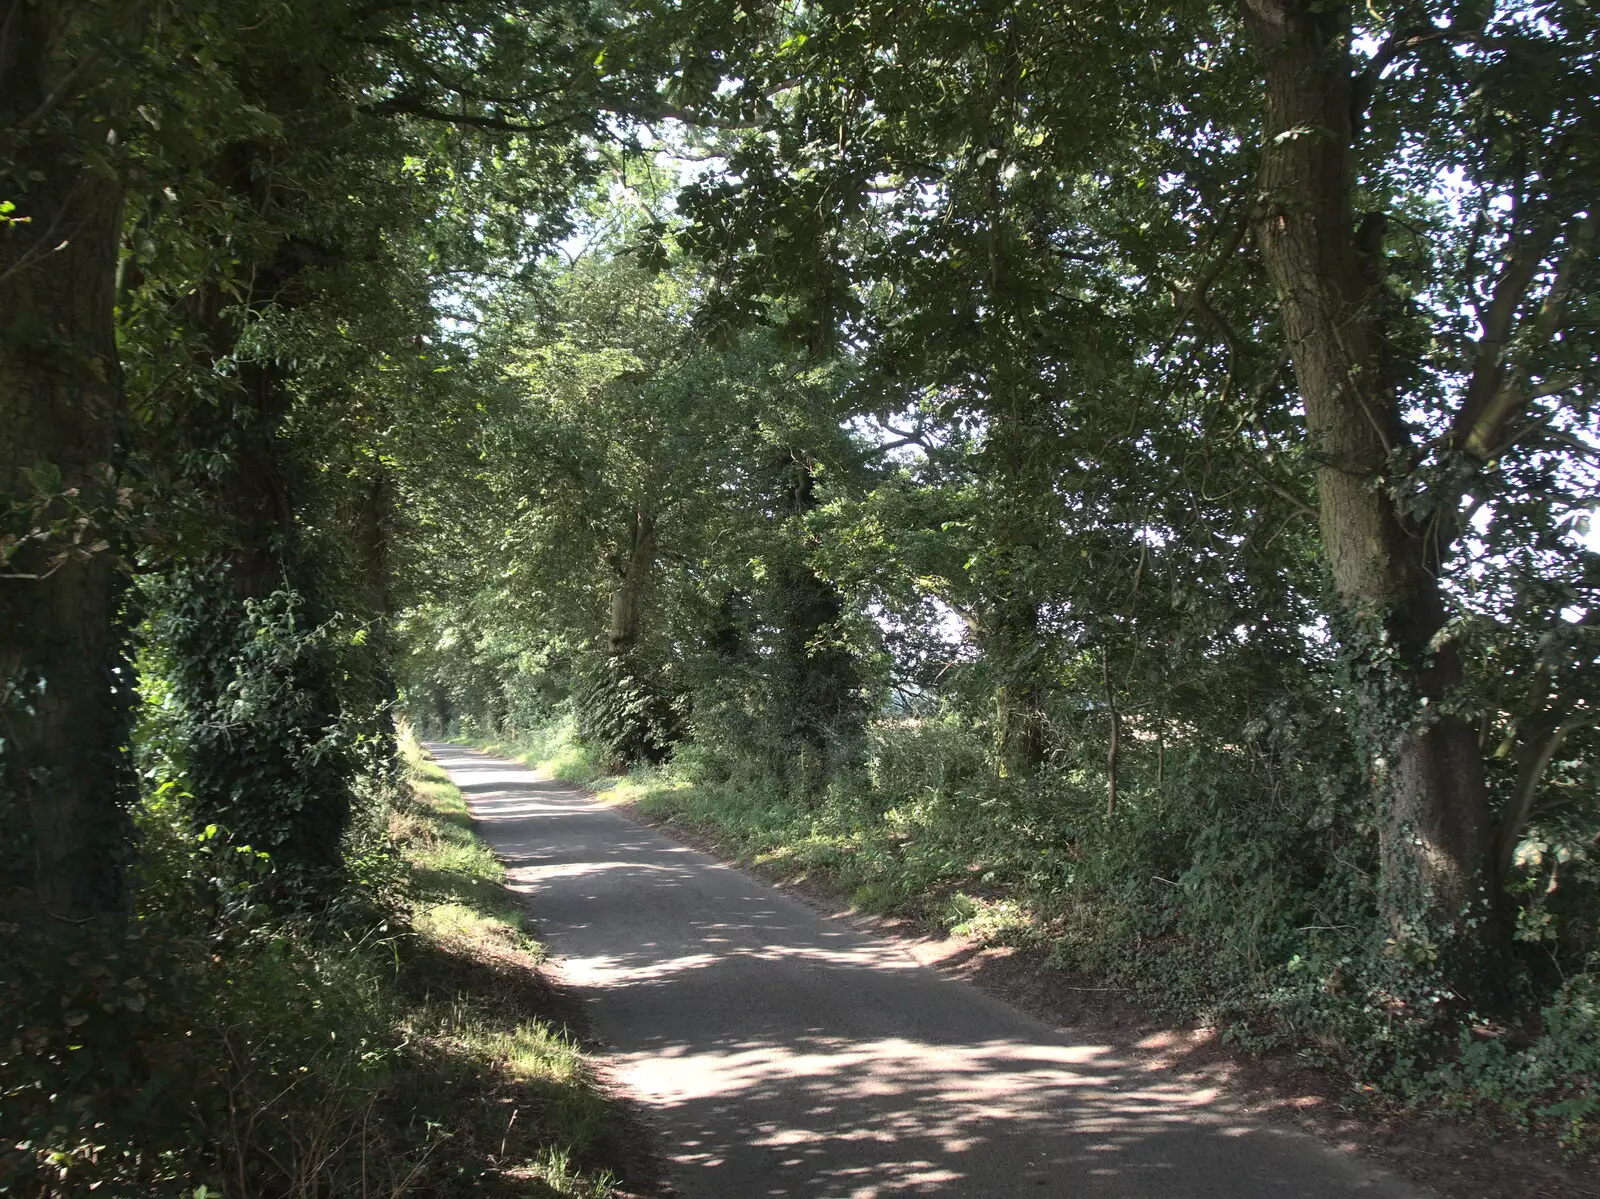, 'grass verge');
463,716,614,792
385,732,639,1198
1,734,644,1198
